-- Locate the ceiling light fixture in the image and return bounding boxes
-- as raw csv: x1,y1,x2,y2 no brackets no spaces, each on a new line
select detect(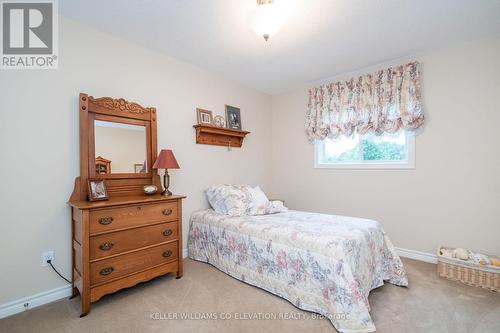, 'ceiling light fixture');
249,0,289,41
